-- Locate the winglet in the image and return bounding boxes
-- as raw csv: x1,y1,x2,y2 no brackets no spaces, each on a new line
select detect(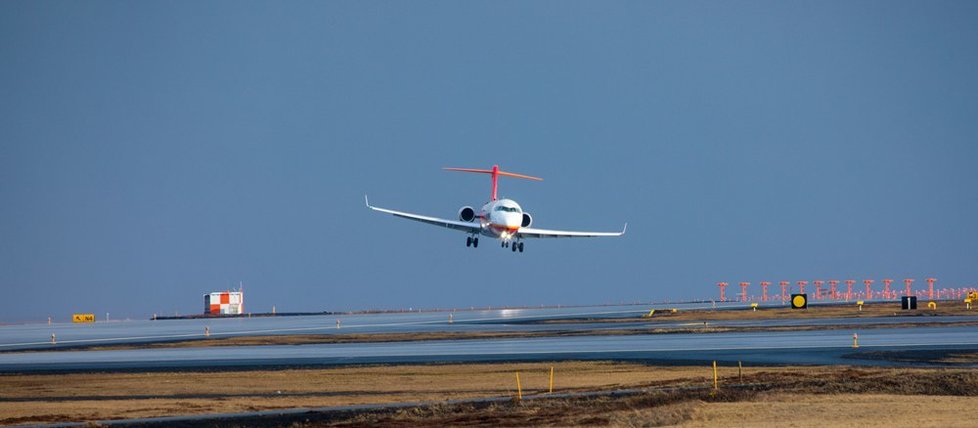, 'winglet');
364,195,371,208
621,222,628,235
